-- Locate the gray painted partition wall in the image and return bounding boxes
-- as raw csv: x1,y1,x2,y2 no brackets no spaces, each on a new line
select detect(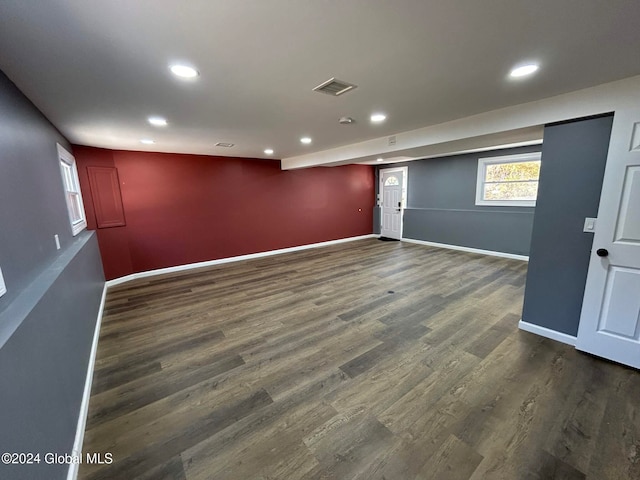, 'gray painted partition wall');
0,73,78,312
374,145,540,255
521,115,613,336
0,70,105,479
0,234,103,480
